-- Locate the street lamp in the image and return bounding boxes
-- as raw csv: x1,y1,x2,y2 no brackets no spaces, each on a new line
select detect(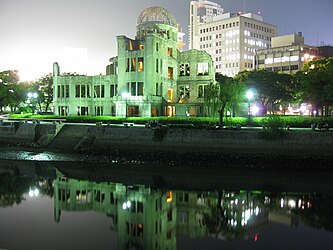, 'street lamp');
28,92,38,99
246,90,254,120
121,92,131,118
27,92,38,114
